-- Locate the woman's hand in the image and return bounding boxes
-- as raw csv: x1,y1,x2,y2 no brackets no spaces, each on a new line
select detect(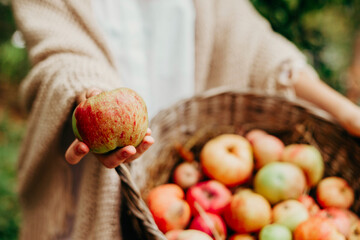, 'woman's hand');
65,88,154,168
334,103,360,137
